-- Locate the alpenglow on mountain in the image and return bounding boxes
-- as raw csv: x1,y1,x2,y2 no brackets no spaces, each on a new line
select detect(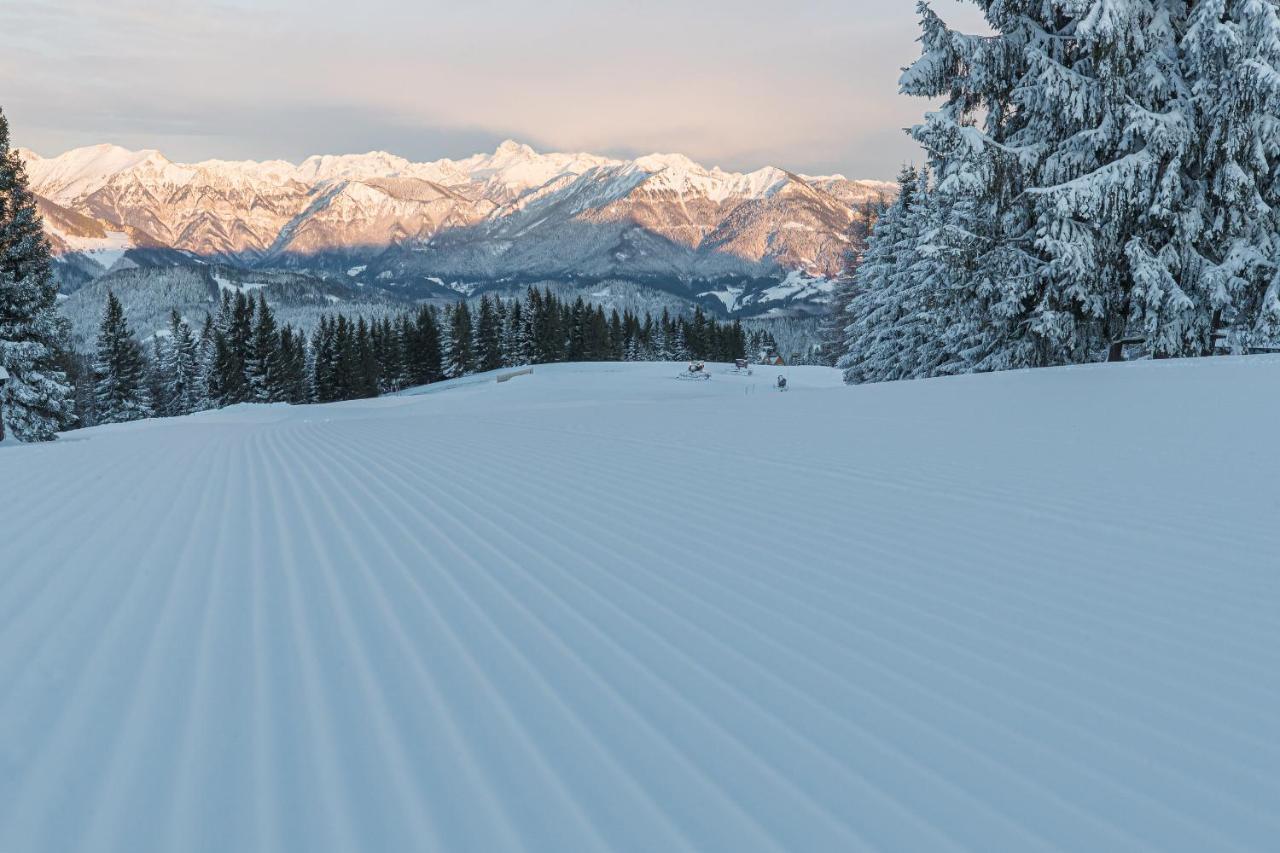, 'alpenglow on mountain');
19,141,892,317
